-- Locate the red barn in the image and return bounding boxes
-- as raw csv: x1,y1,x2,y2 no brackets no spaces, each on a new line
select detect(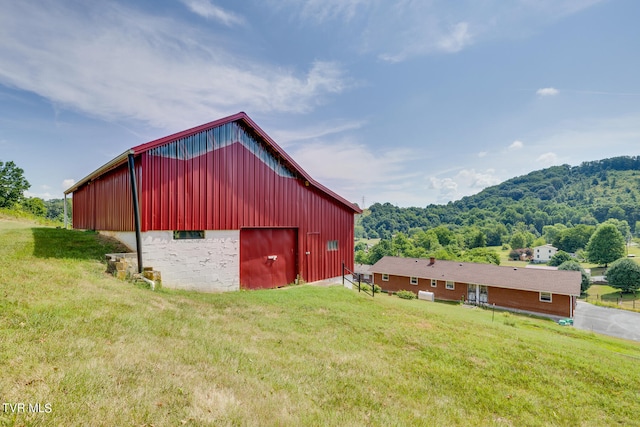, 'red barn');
64,112,361,291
